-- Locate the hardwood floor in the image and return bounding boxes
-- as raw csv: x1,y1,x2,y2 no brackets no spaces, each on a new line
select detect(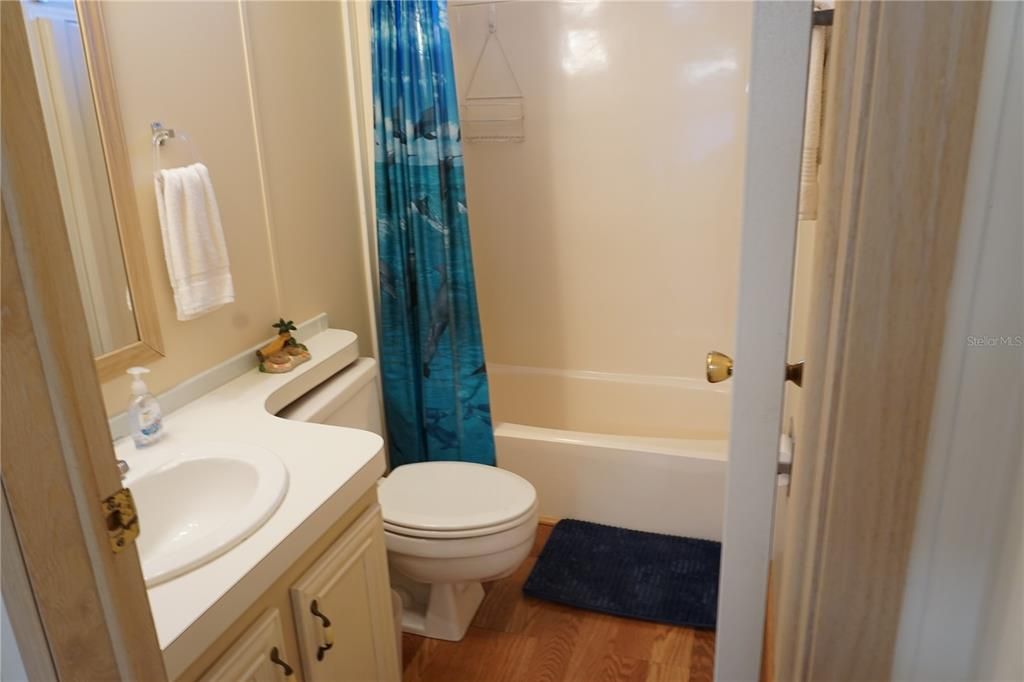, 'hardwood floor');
401,523,716,682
